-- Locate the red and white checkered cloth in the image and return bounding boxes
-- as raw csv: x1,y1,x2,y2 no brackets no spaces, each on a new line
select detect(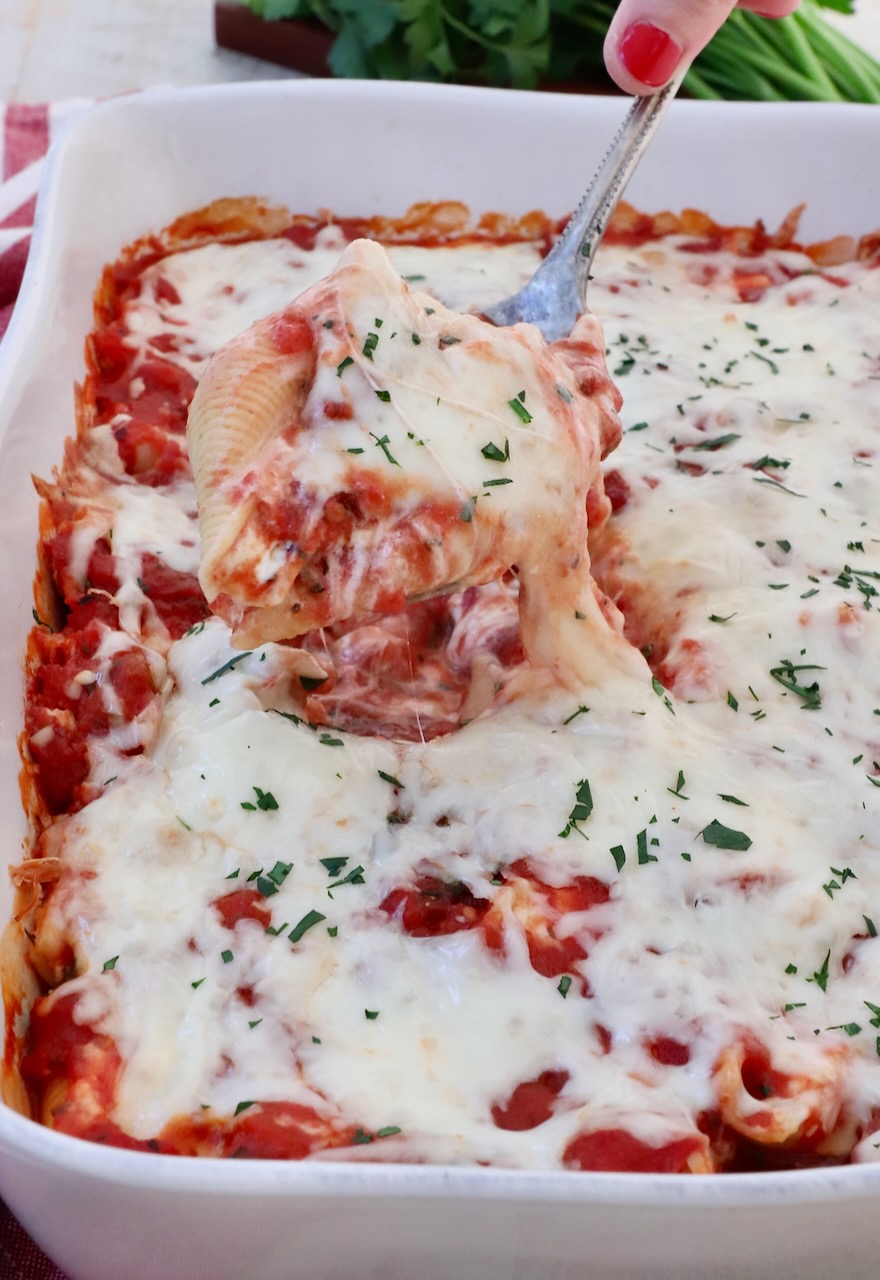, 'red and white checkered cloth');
0,99,88,1280
0,100,89,343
